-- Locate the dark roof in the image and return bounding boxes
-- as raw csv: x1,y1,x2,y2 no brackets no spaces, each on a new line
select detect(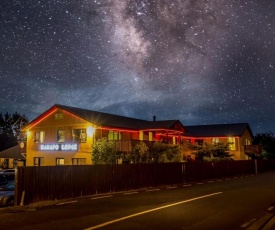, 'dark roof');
25,104,185,132
183,123,253,138
0,146,25,160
